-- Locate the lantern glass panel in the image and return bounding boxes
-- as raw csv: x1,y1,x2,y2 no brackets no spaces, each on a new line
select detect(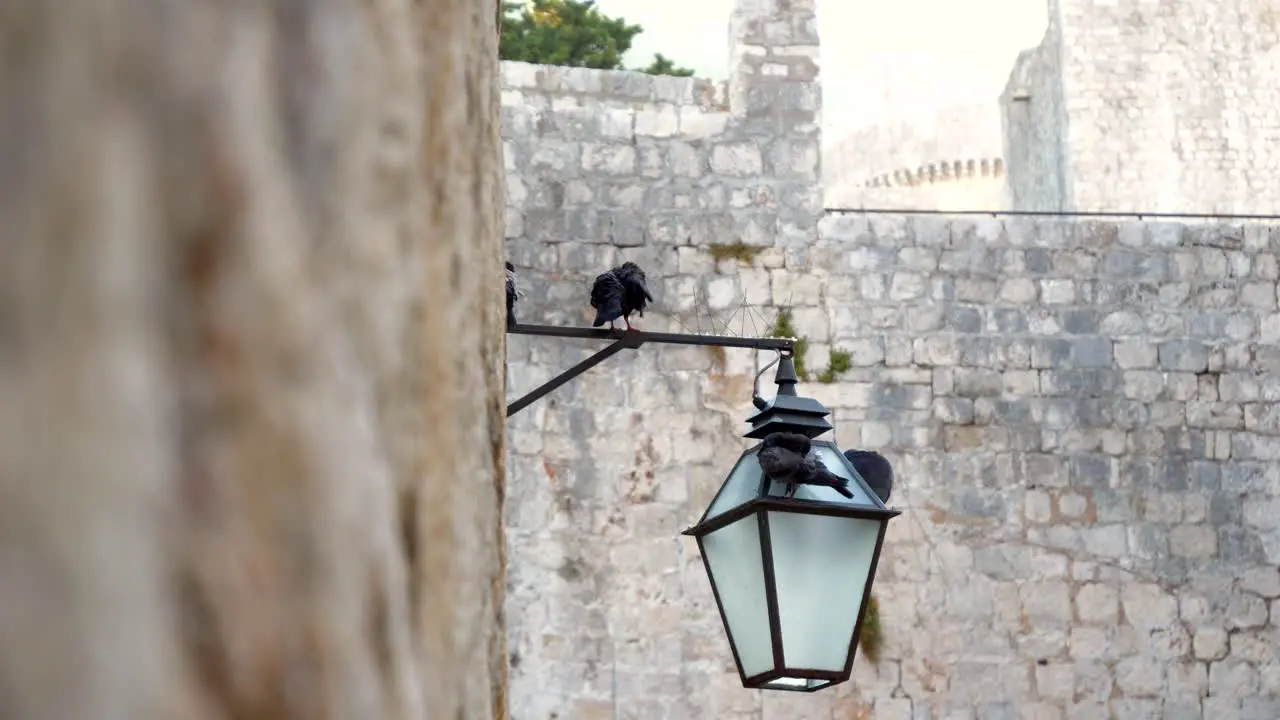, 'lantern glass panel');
702,513,773,677
767,511,882,671
763,443,881,508
703,449,763,521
